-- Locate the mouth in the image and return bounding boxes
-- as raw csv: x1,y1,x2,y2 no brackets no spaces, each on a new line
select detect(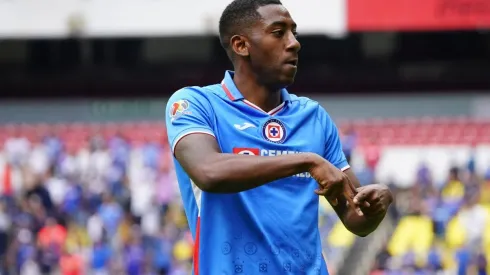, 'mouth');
285,59,298,67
